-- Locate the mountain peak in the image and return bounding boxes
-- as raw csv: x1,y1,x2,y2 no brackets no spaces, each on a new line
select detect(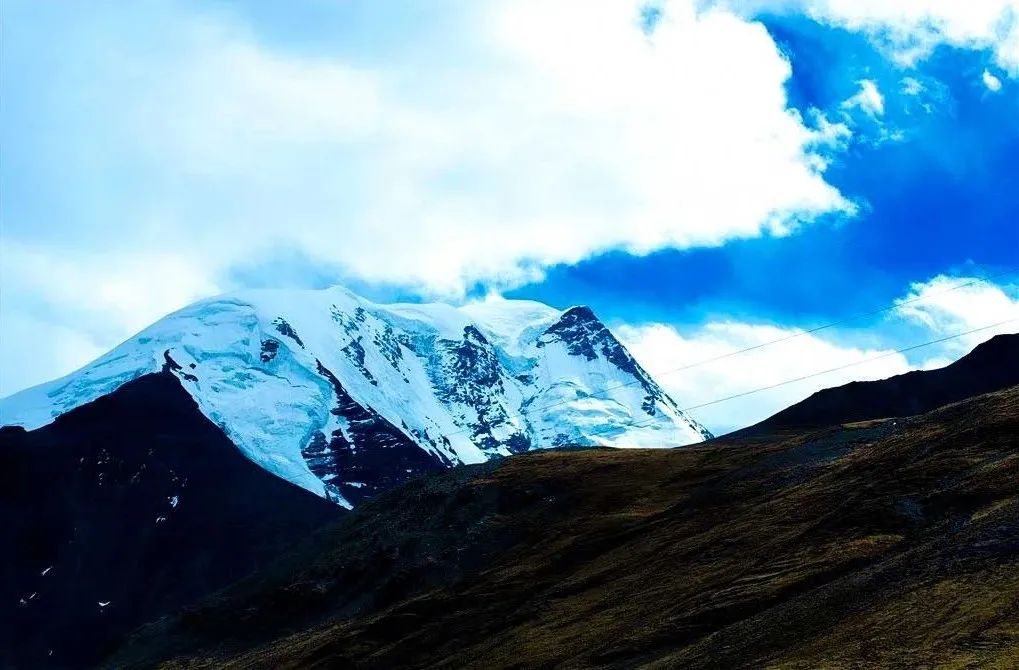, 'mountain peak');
1,286,711,504
559,305,599,321
539,305,607,356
